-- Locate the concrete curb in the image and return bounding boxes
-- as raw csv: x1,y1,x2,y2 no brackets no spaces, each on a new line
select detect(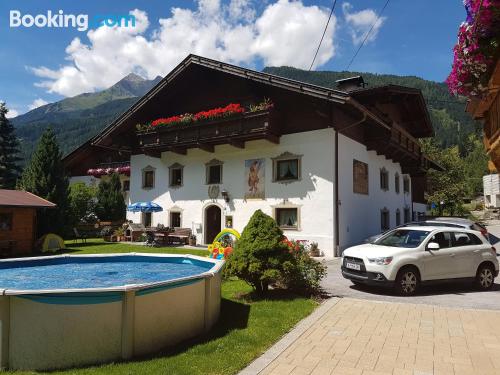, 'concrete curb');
238,297,340,375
